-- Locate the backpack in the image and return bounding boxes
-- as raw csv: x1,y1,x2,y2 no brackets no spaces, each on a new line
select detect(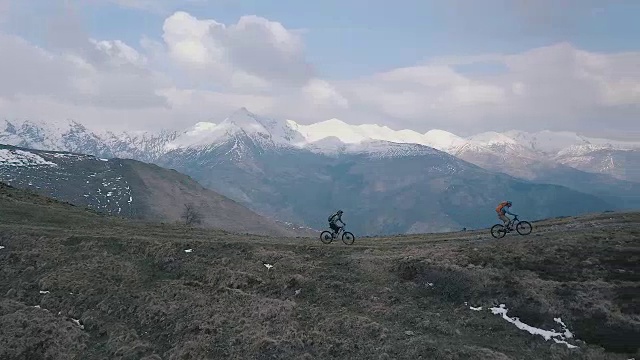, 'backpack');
496,201,509,213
